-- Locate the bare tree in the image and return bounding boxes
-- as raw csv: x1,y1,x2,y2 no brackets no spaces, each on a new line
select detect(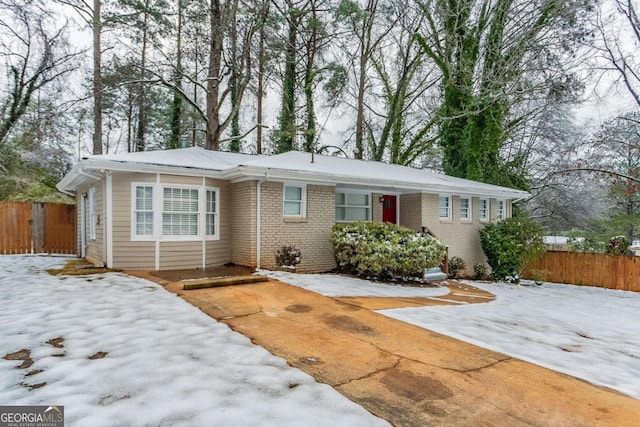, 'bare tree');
0,0,82,146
